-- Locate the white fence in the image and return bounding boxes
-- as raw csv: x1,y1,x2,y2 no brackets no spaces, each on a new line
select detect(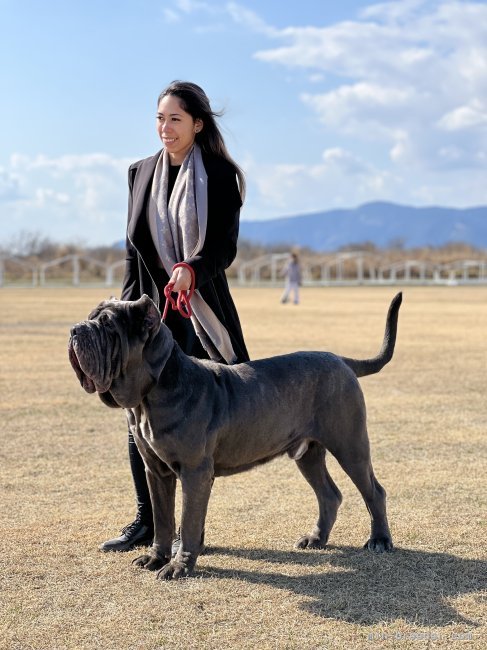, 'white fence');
2,251,487,287
0,254,125,287
237,252,487,286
